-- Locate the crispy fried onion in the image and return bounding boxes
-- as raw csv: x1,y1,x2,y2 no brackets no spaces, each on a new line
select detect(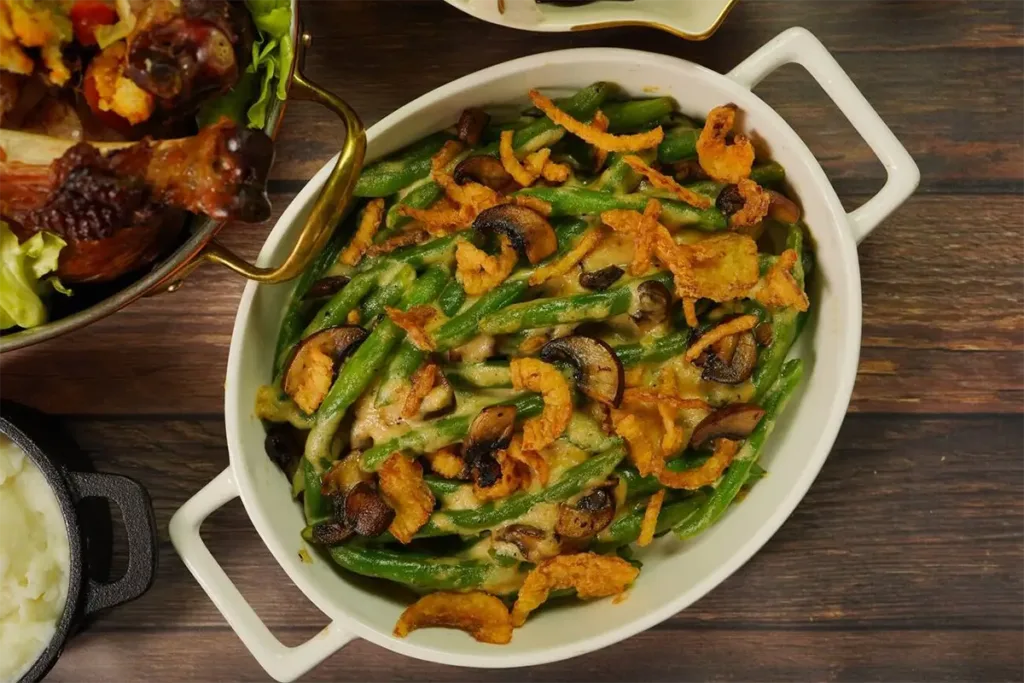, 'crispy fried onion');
432,140,502,212
528,227,603,286
386,305,437,351
696,104,755,183
321,452,371,497
340,198,385,266
378,453,435,544
657,437,740,490
365,228,430,257
456,235,518,296
424,445,467,480
750,248,810,312
529,89,664,153
729,179,771,229
623,155,712,209
518,332,549,355
474,445,525,502
637,489,666,548
513,194,553,216
398,202,468,237
611,408,663,477
510,357,573,452
394,591,513,644
511,553,640,627
499,132,568,187
540,159,571,183
507,433,550,488
684,314,759,362
403,362,440,418
664,233,761,303
622,388,710,413
682,297,698,328
591,110,610,171
600,200,671,276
